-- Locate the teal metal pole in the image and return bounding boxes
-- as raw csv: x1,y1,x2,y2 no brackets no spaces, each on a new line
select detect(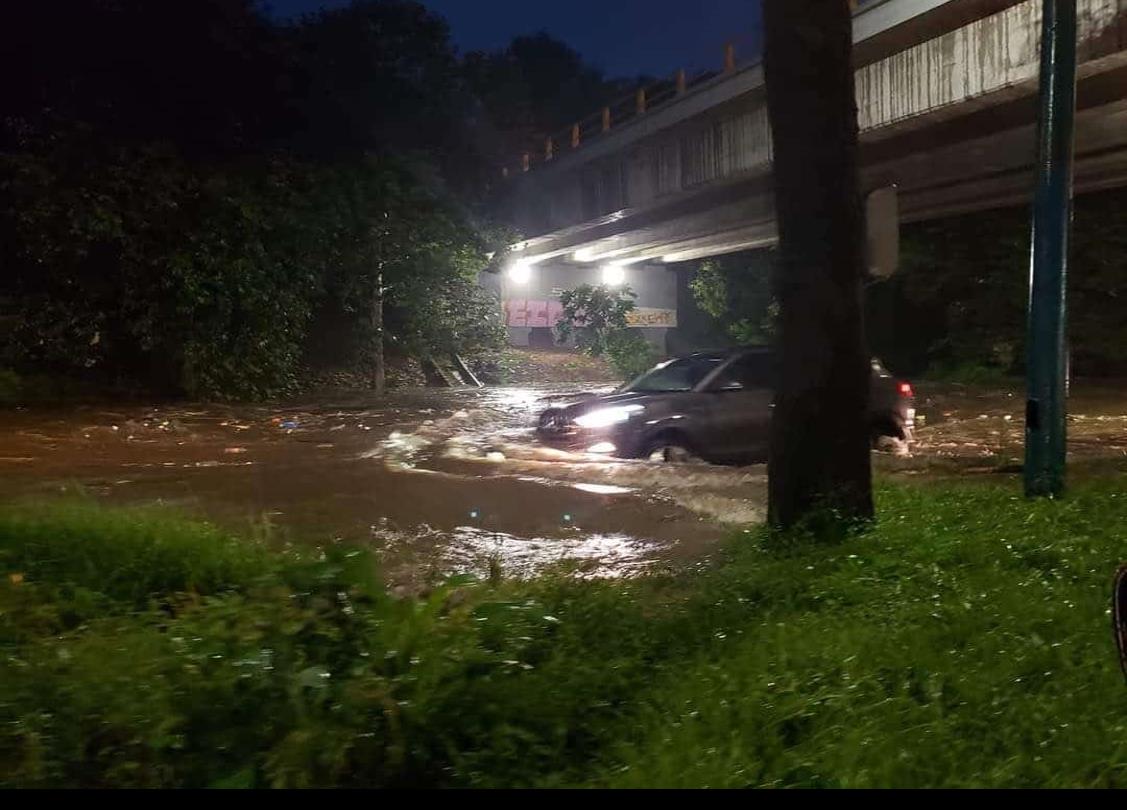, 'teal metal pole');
1025,0,1077,498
